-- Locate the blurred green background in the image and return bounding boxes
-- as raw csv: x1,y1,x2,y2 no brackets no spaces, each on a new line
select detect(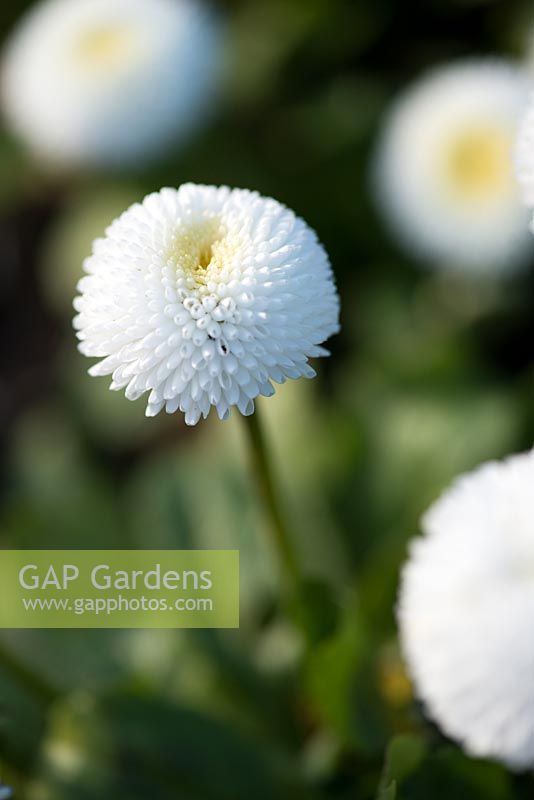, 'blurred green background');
1,0,534,798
